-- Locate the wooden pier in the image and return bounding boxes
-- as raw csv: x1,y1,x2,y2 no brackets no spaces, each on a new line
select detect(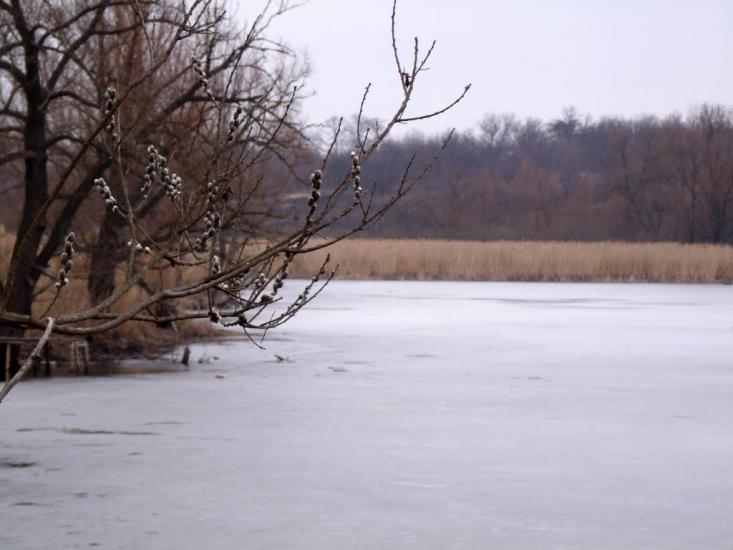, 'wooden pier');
1,336,90,382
